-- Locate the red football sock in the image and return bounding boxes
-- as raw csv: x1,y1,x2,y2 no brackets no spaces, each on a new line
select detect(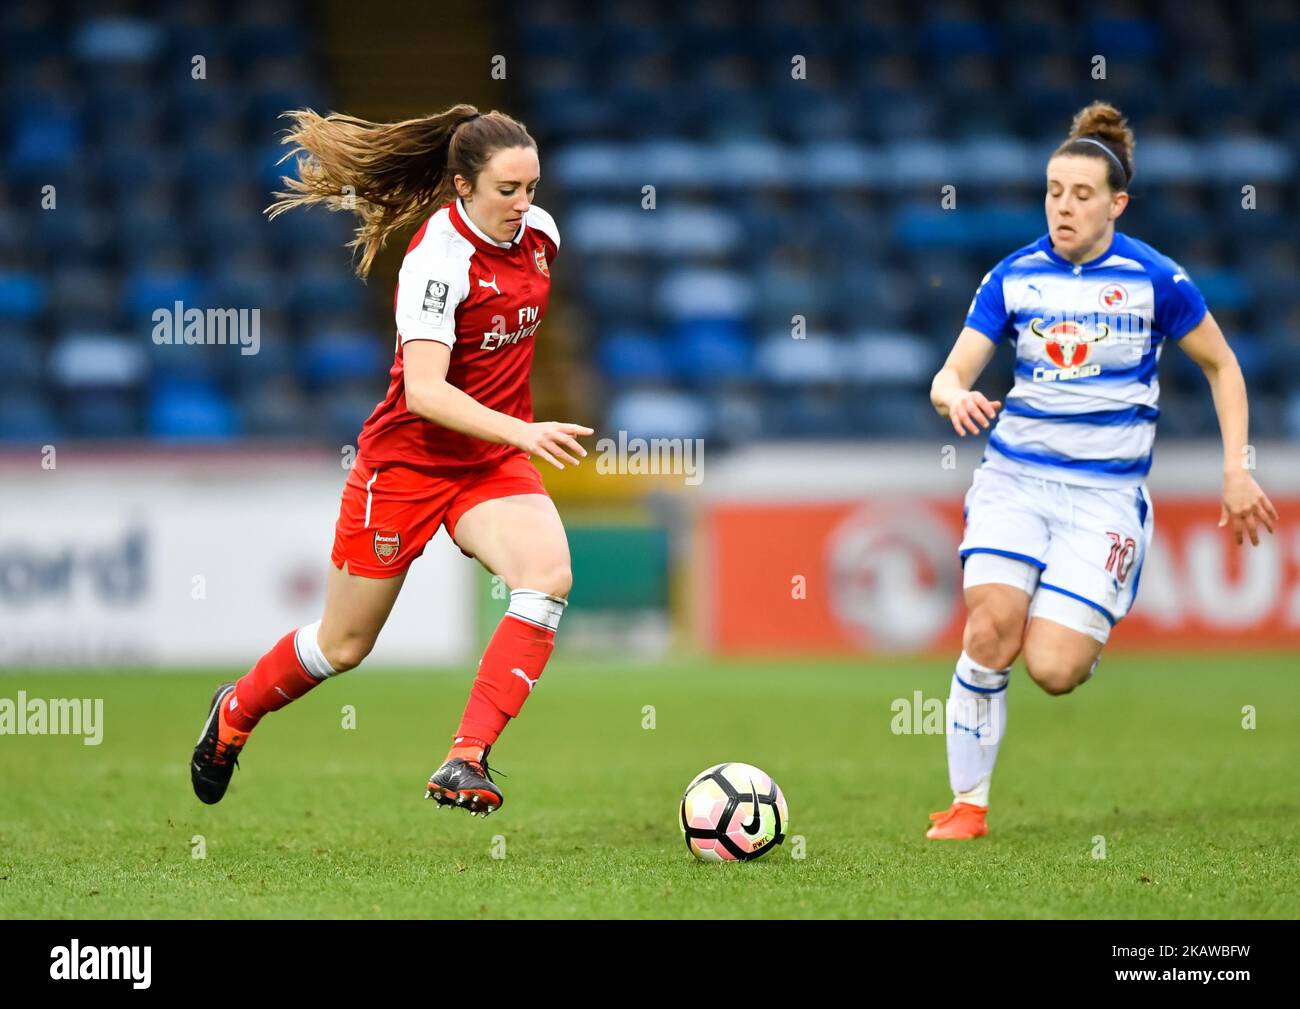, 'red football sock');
227,629,322,732
446,735,491,763
454,613,556,746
